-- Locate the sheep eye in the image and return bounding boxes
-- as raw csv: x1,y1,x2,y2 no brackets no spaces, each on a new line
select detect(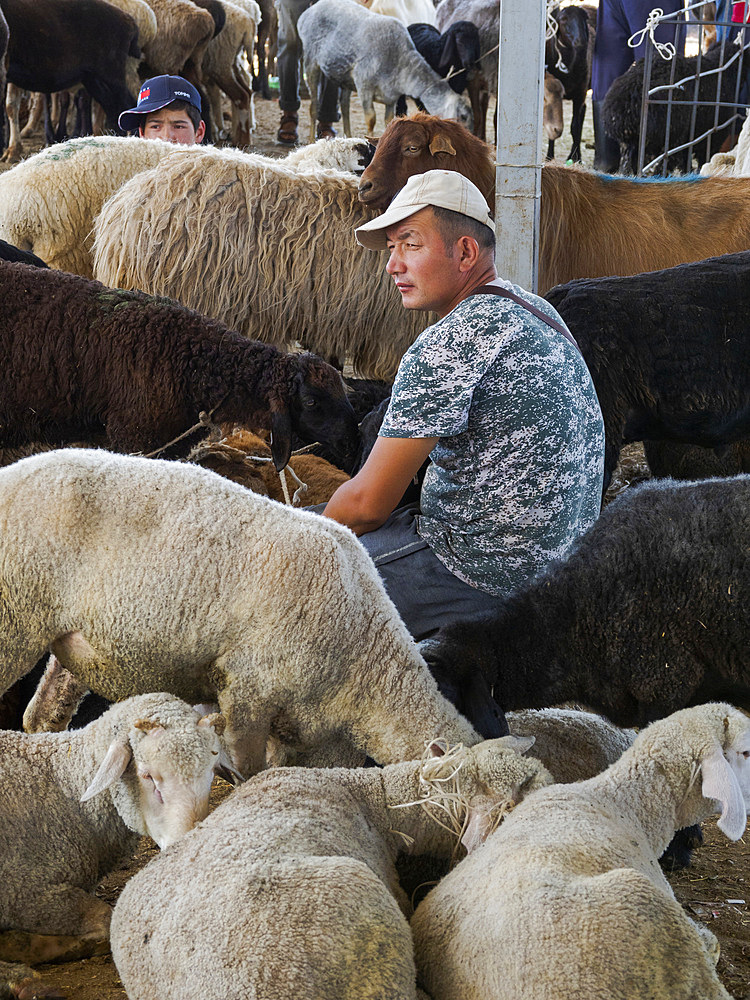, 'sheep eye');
742,750,750,759
304,398,317,408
